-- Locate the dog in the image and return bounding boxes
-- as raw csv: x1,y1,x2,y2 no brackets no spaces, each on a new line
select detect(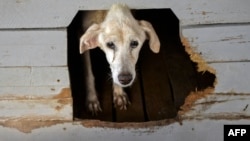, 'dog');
80,4,160,114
